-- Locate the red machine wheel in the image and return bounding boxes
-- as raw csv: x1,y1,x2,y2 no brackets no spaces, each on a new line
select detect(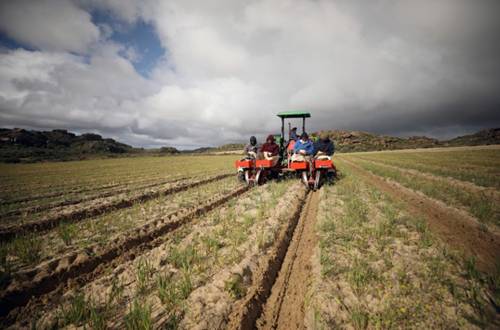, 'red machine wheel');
314,170,321,190
301,171,309,189
244,171,252,186
256,169,266,185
